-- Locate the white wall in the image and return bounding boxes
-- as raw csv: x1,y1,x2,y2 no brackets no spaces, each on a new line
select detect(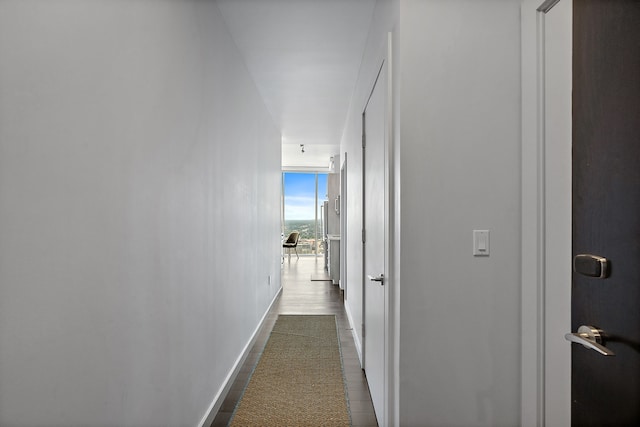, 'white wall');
0,1,282,426
397,1,522,426
344,1,523,425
